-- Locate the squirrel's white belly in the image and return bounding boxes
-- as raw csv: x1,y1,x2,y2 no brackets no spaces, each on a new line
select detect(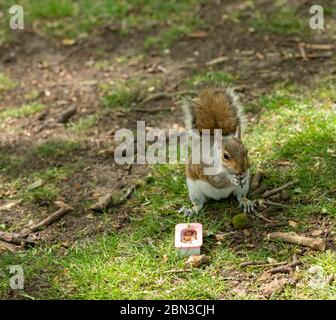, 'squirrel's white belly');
187,178,237,201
